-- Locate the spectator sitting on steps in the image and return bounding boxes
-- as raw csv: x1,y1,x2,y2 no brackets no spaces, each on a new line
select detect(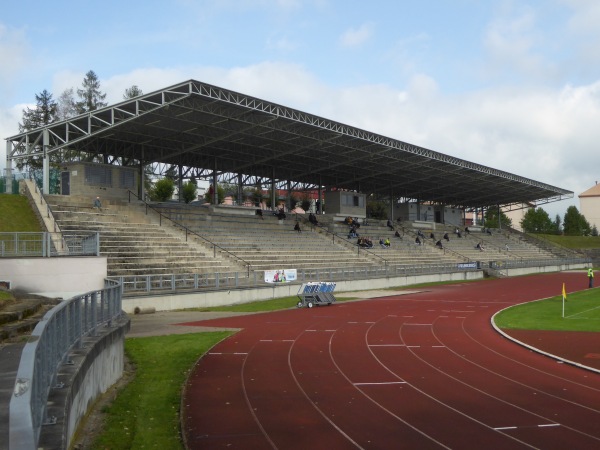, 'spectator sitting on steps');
443,232,450,242
384,237,391,248
294,221,301,233
276,208,286,220
308,212,319,226
394,230,402,239
435,240,444,249
387,219,394,231
93,196,102,211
